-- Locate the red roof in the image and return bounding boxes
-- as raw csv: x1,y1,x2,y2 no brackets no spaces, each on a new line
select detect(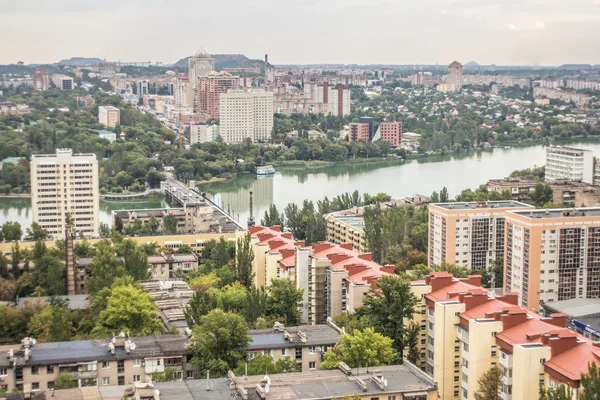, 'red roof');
544,340,600,382
249,226,297,267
